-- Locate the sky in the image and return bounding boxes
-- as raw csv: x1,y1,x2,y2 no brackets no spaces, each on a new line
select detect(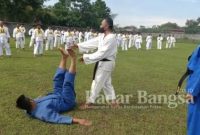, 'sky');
44,0,200,27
